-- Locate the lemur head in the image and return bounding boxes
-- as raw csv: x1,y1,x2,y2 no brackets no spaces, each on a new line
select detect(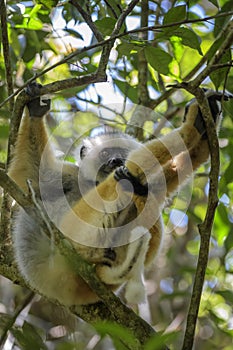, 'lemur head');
77,126,140,186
